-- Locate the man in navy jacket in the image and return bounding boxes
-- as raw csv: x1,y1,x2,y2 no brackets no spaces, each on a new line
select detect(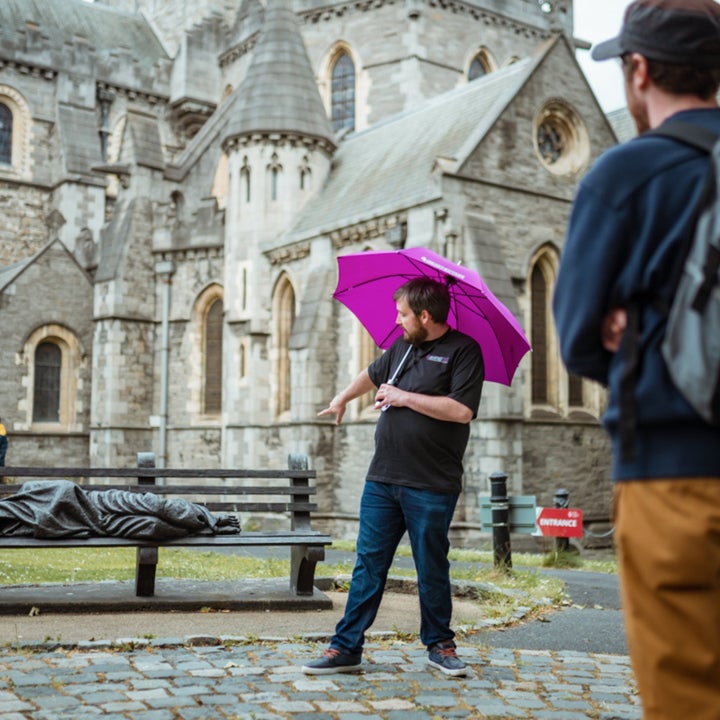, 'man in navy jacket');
553,2,720,718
